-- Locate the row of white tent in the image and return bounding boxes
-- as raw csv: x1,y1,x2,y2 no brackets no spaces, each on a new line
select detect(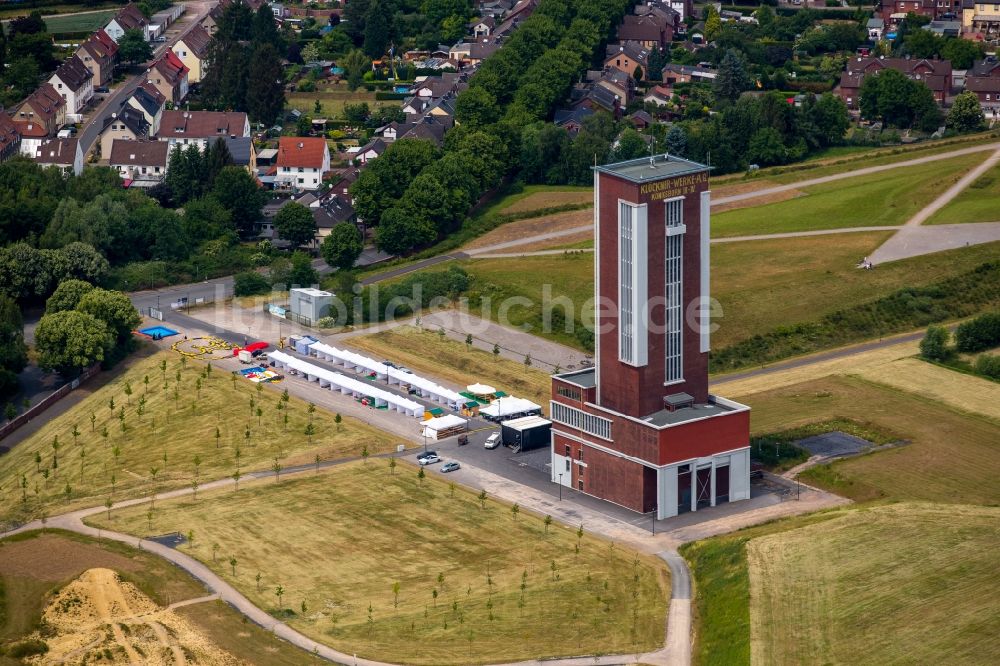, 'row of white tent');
268,351,425,417
305,341,466,409
479,396,543,420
